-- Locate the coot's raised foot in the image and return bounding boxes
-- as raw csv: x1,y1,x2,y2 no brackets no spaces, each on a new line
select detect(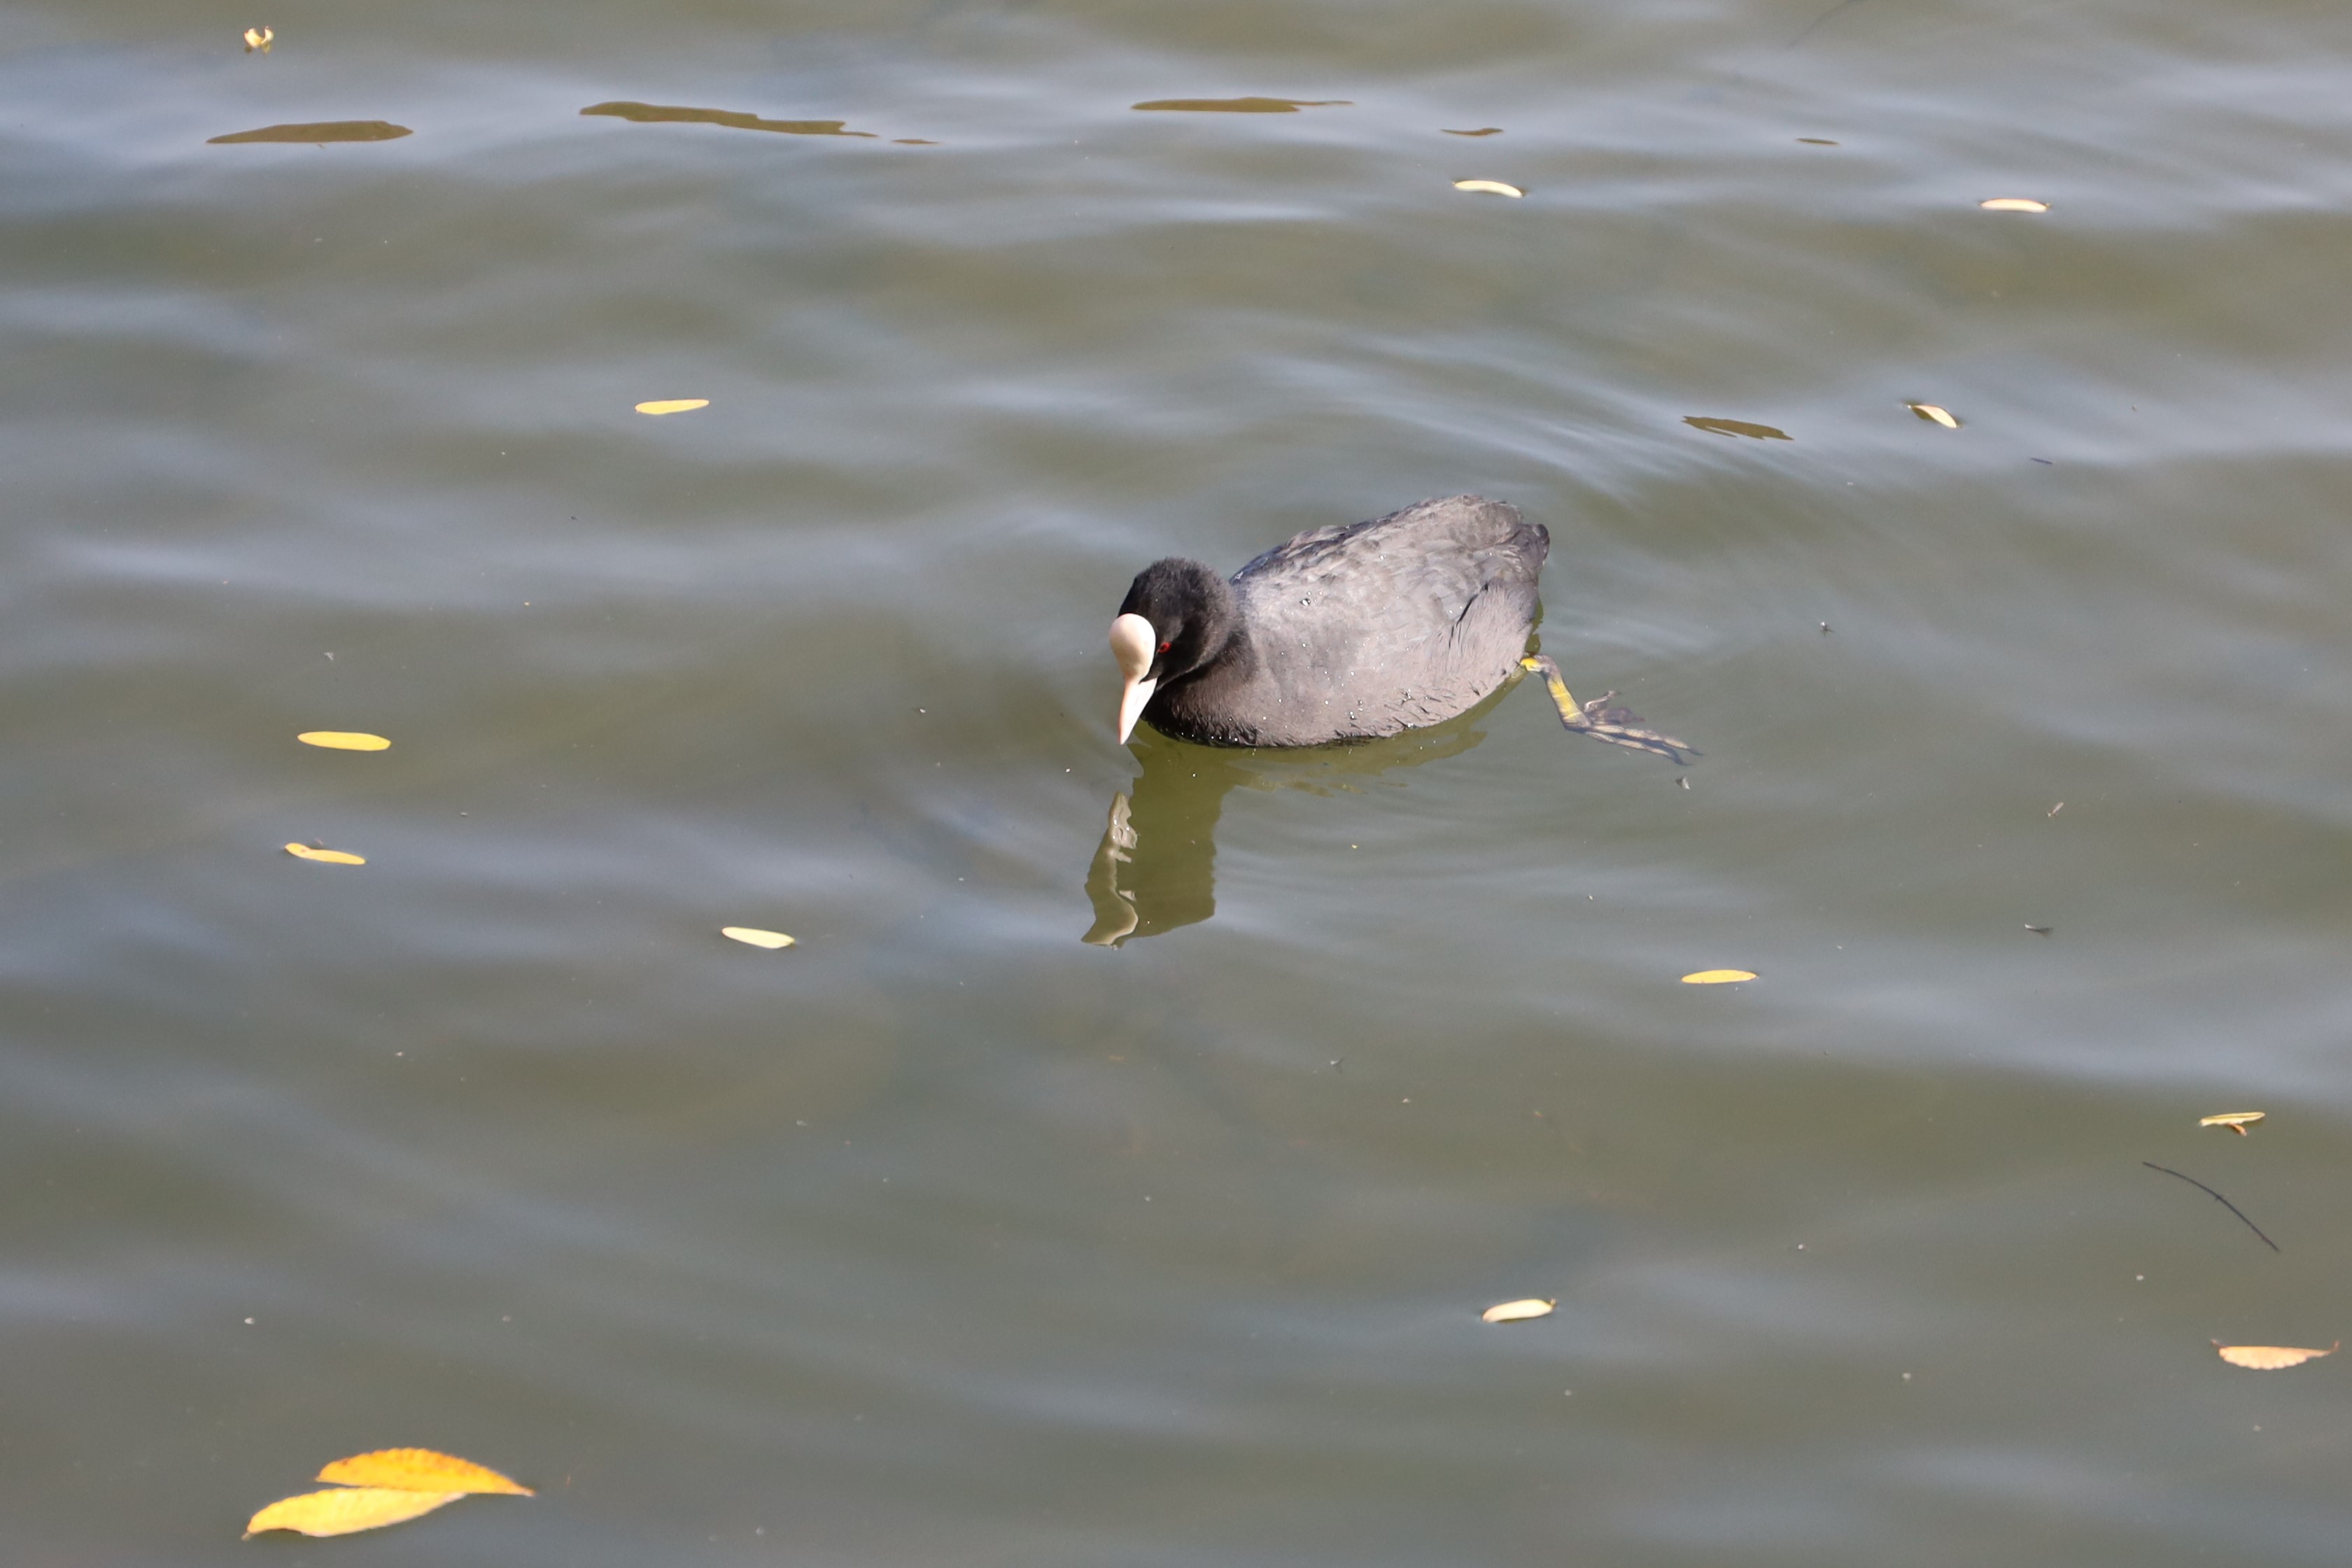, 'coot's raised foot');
1519,654,1698,765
